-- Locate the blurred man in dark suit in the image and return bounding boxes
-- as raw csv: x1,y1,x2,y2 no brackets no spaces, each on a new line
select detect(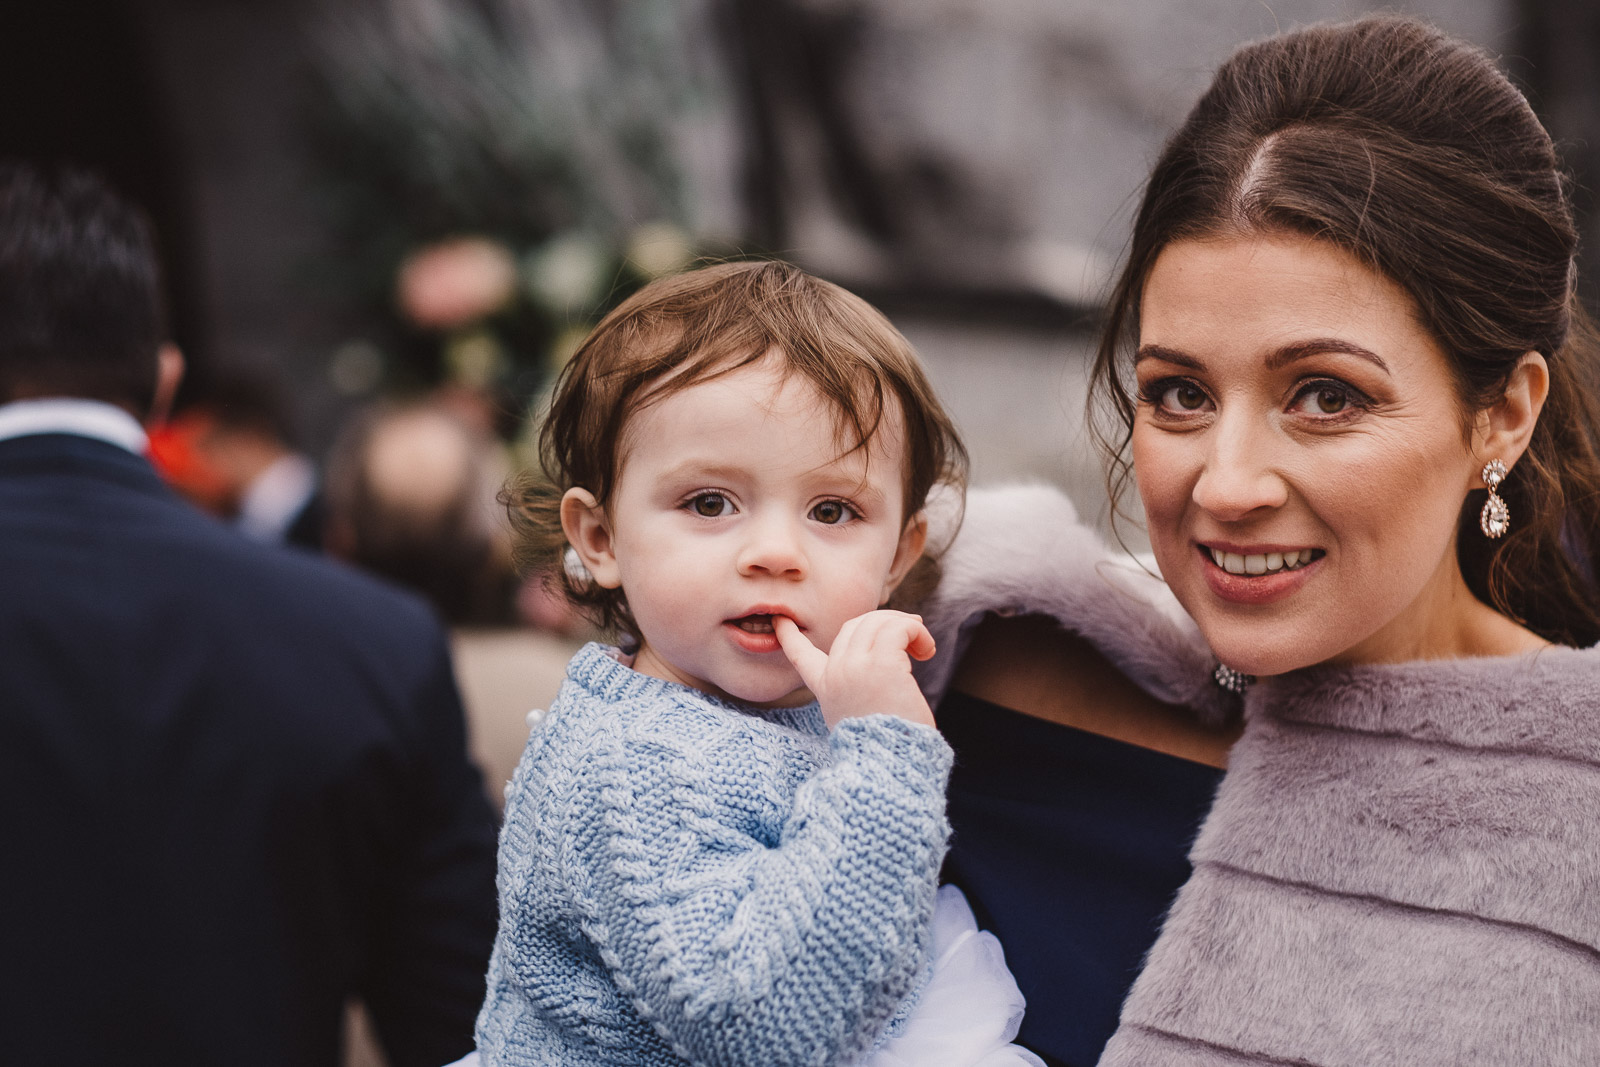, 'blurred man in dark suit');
0,164,498,1067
